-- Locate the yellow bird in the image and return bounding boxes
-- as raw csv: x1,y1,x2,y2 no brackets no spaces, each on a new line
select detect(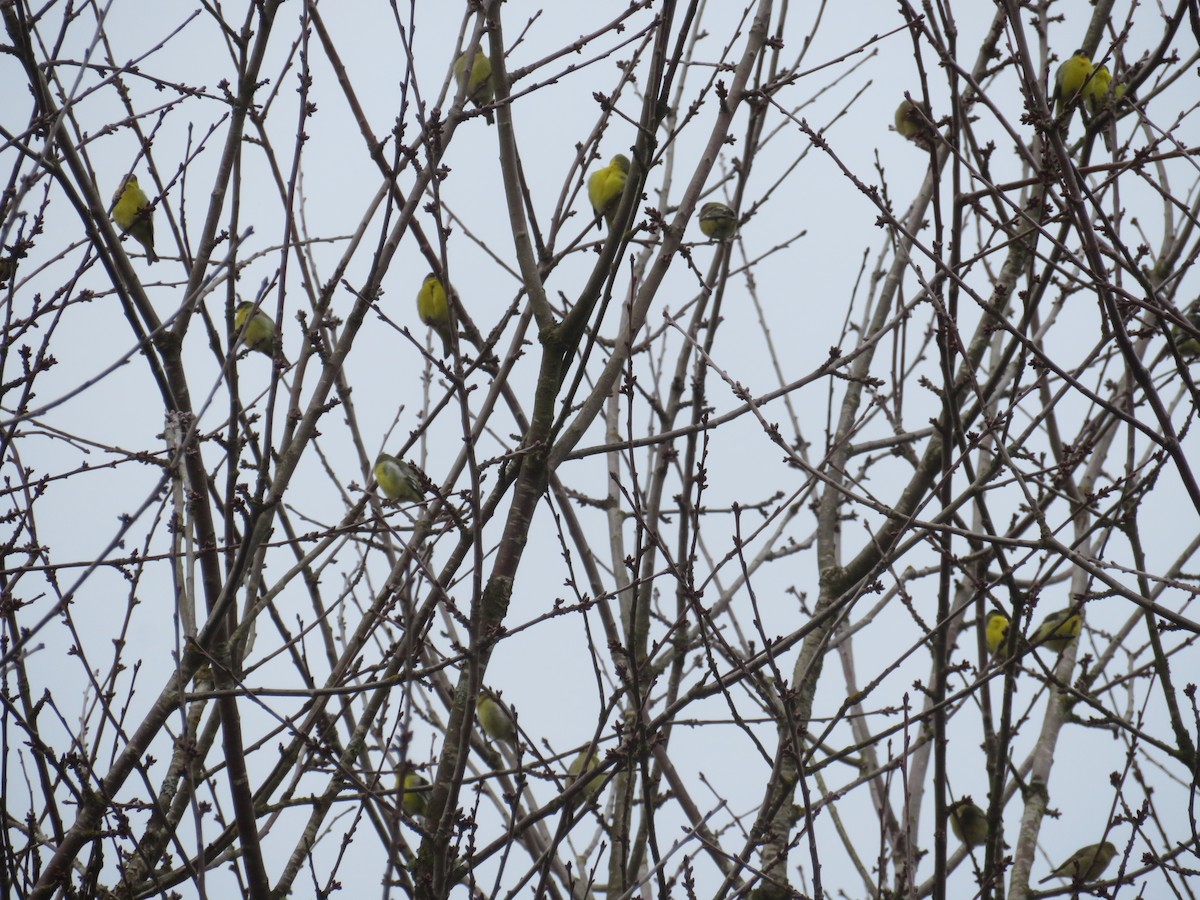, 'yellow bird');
894,98,935,149
1052,49,1093,118
111,175,158,263
567,748,603,805
476,690,517,744
1170,307,1200,358
233,301,279,357
1085,64,1115,150
587,154,630,231
373,453,424,503
698,202,738,241
416,272,453,356
1084,64,1112,116
1039,840,1117,883
1030,607,1081,653
948,798,989,848
985,611,1010,657
398,770,429,817
453,49,494,124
